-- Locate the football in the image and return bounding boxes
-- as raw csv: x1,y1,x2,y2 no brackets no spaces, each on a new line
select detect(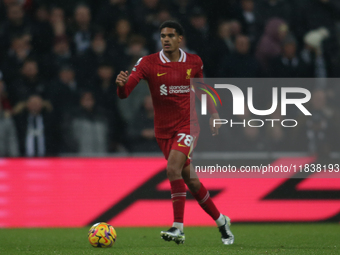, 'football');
88,222,117,248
